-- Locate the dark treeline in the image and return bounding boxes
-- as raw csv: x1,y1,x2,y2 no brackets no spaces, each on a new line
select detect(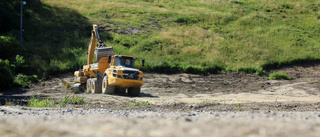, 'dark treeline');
0,0,90,91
